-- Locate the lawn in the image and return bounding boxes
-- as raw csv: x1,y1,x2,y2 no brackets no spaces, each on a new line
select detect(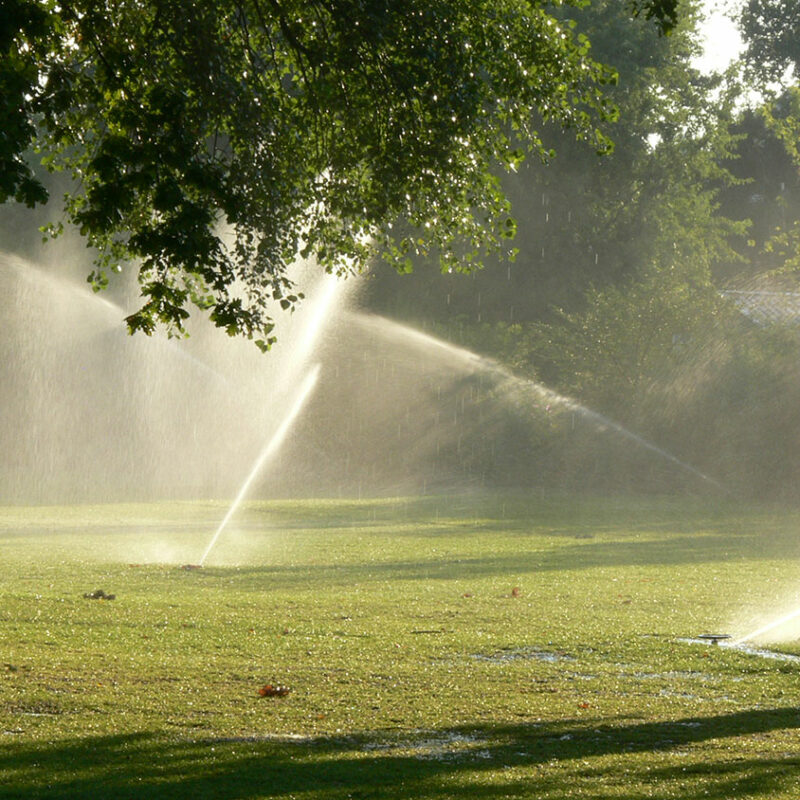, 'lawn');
2,493,800,798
